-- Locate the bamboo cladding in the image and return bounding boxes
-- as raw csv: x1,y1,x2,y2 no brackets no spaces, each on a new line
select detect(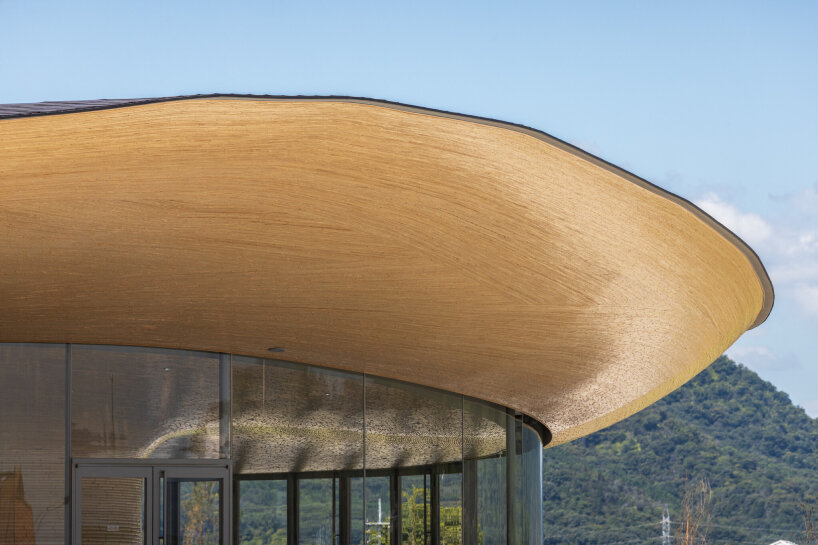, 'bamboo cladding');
0,97,772,445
